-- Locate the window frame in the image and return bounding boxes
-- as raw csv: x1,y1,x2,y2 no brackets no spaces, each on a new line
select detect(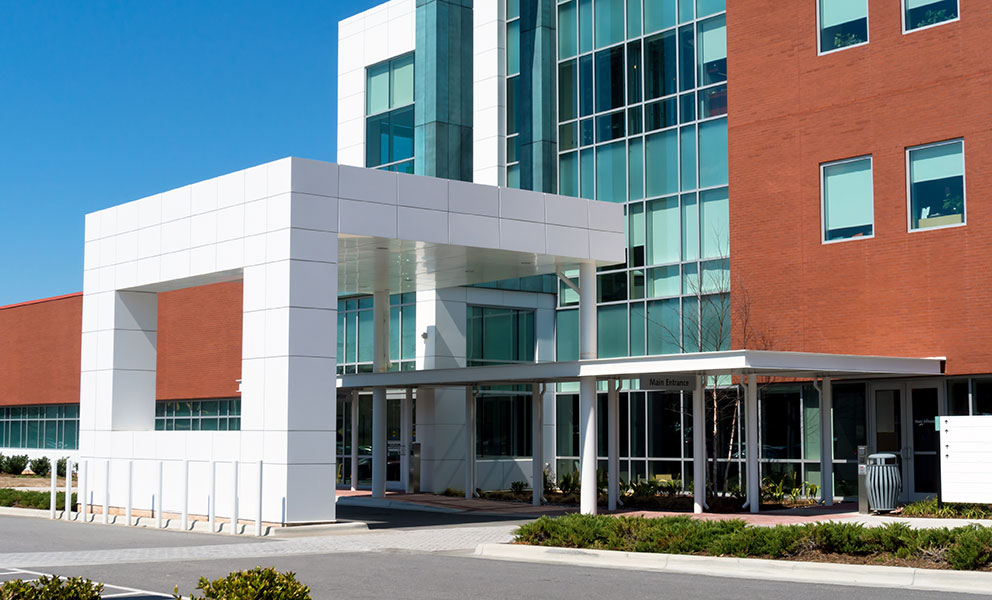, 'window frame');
816,0,870,56
364,53,415,171
906,138,966,234
820,154,875,245
901,0,960,34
